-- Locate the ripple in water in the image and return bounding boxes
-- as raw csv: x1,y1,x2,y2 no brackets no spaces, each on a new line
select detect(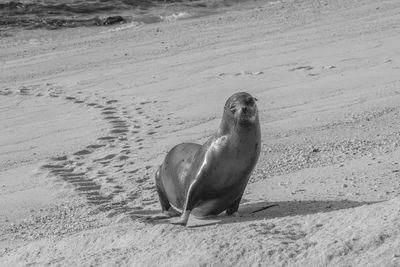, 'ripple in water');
0,0,251,32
